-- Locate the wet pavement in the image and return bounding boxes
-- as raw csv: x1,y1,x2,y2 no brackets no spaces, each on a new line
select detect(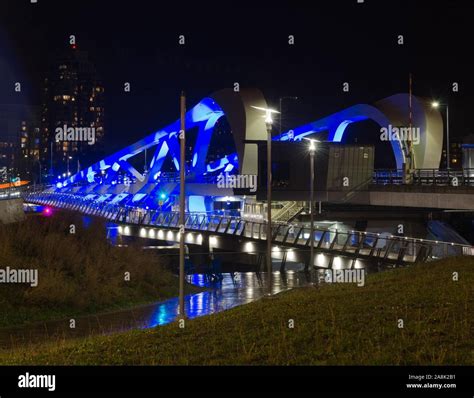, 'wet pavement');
0,271,314,350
